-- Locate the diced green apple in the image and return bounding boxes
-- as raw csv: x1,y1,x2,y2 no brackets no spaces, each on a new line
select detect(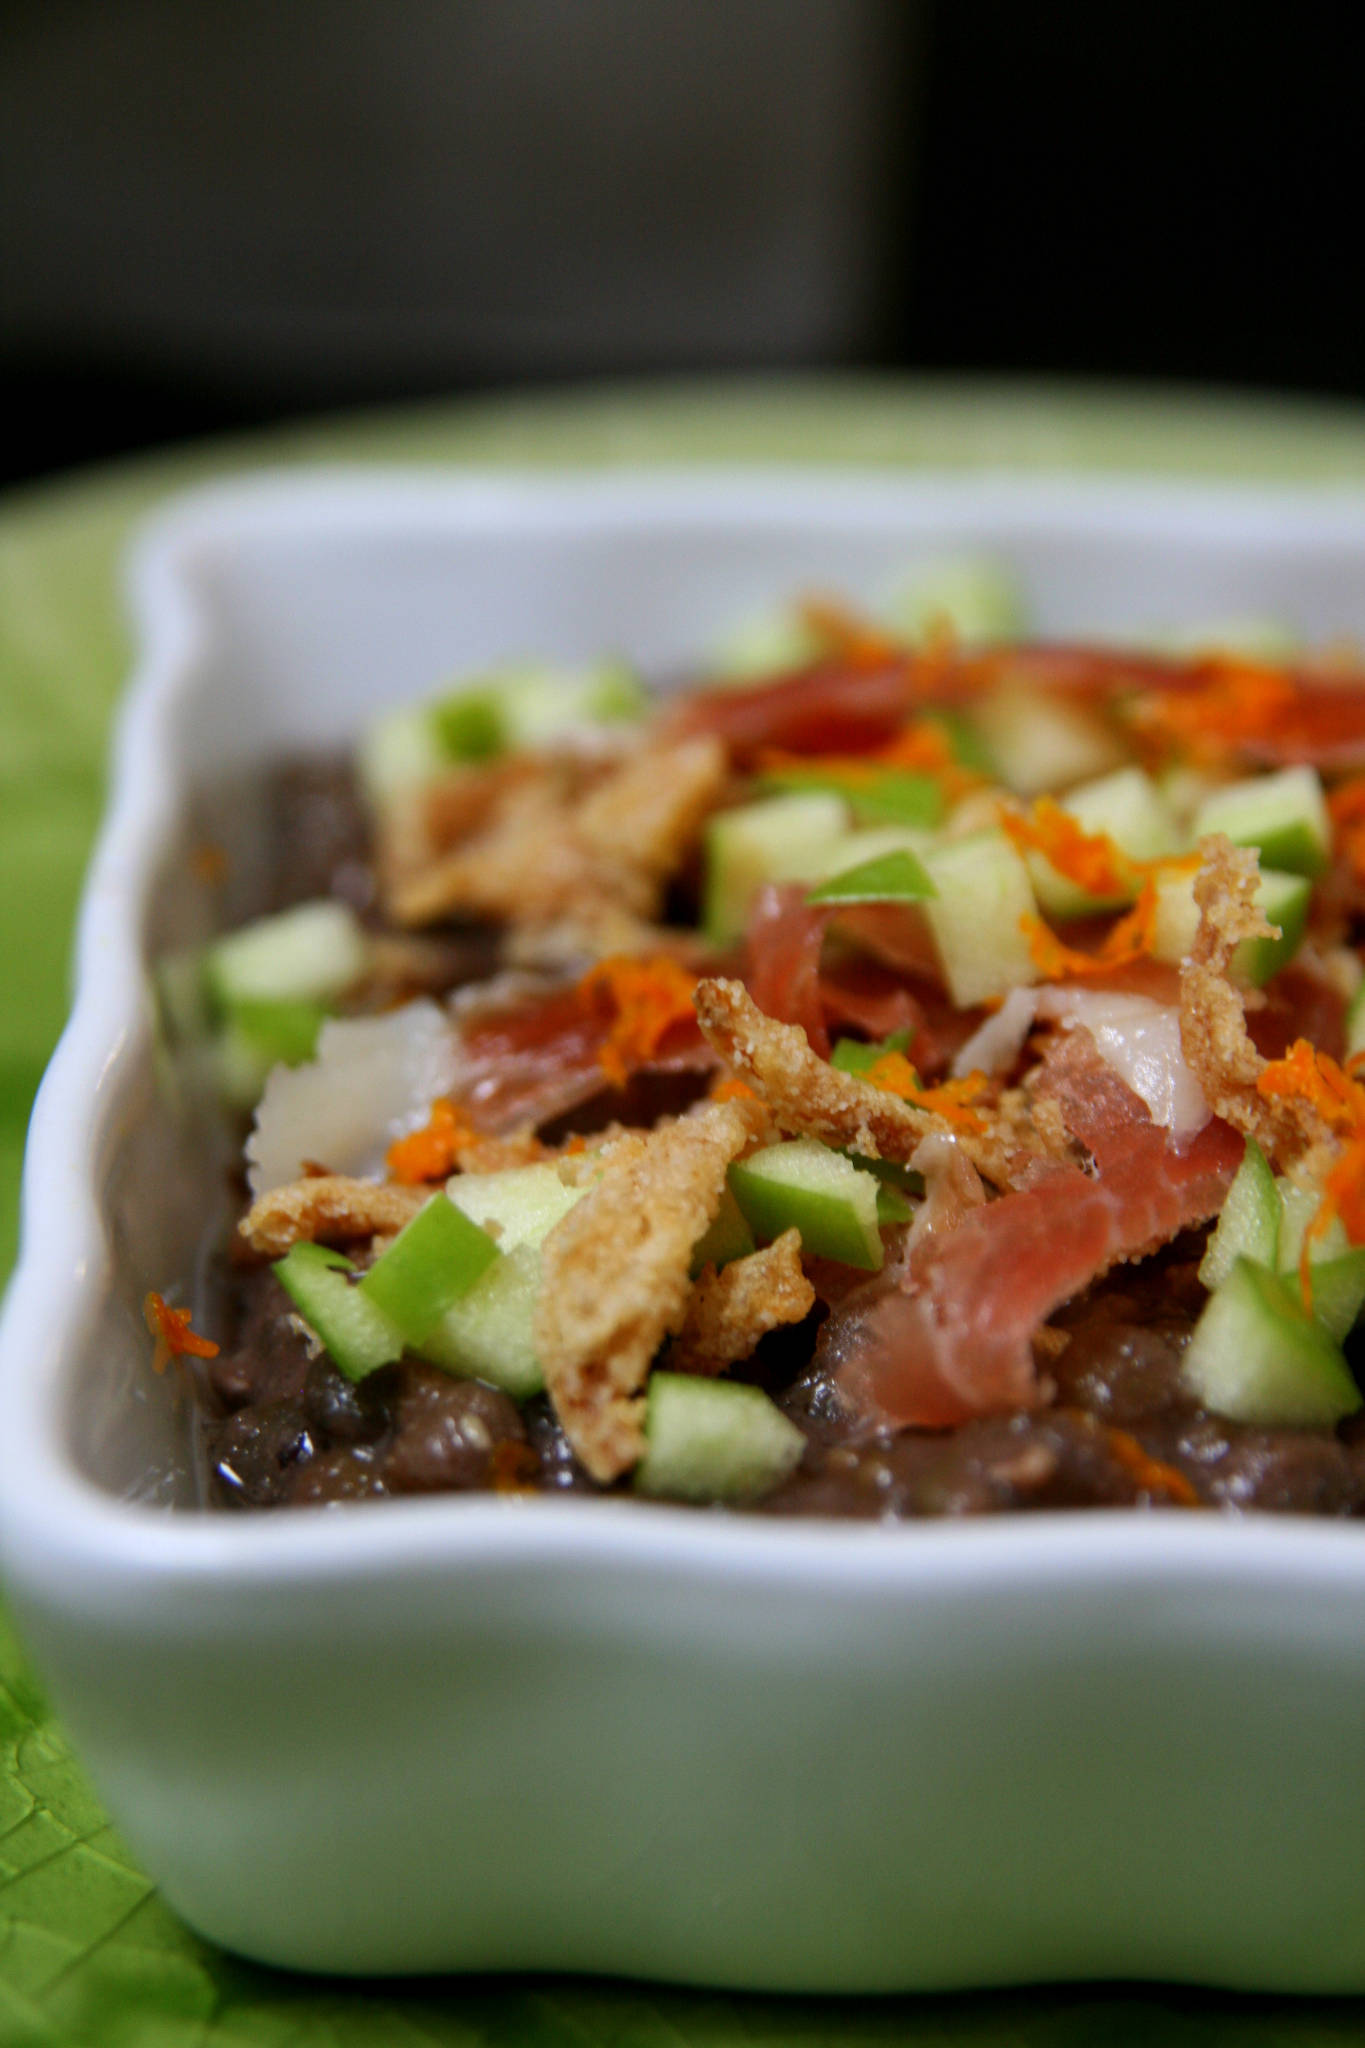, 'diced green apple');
920,828,1042,1006
635,1371,807,1502
358,1192,501,1346
690,1187,757,1276
1286,1249,1365,1346
1148,863,1309,985
728,1139,883,1271
969,683,1126,797
1198,1138,1279,1290
1026,766,1183,921
1193,765,1331,878
703,792,851,944
1181,1256,1361,1428
204,900,369,1011
446,1164,583,1250
273,1242,405,1381
415,1242,548,1399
